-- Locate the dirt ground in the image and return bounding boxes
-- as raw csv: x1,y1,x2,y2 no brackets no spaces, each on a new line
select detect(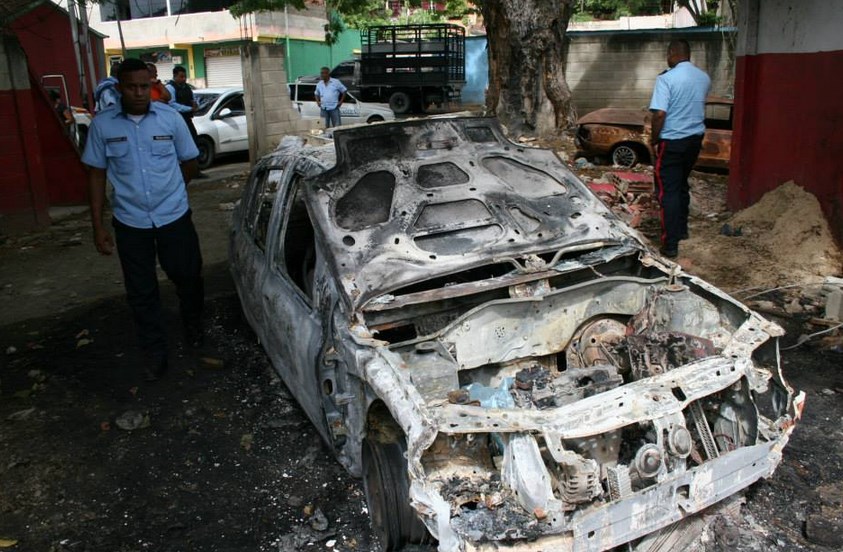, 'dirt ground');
1,141,842,551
